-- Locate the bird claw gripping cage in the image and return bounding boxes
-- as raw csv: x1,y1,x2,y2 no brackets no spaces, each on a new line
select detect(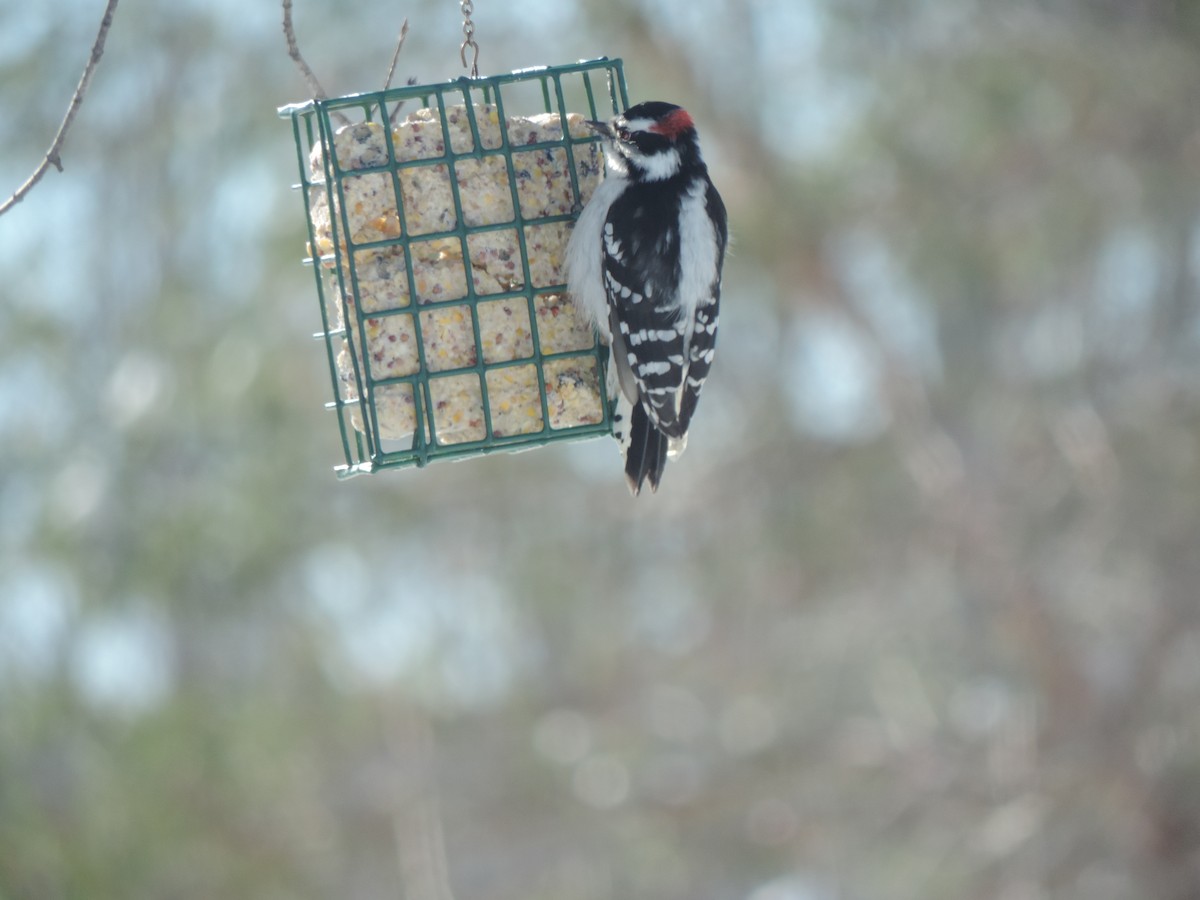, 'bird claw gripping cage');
279,58,630,477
